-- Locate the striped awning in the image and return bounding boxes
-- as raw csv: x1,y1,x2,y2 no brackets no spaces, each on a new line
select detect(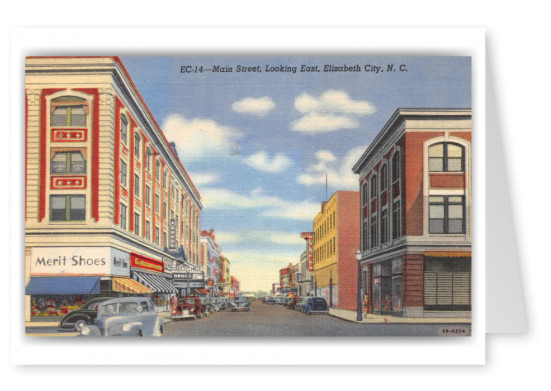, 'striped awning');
423,251,471,258
133,271,178,294
112,277,153,294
